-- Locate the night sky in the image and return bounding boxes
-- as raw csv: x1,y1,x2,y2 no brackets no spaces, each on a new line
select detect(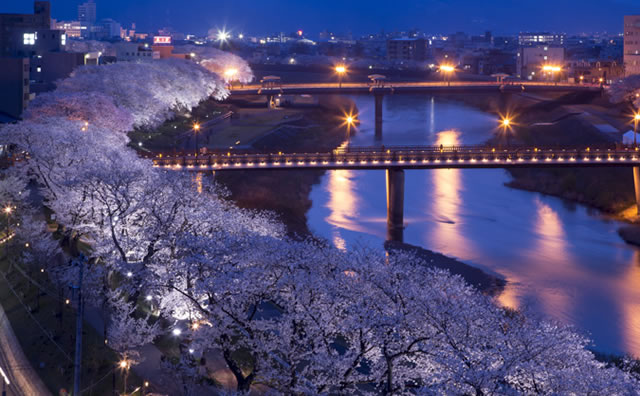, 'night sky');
4,0,640,36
